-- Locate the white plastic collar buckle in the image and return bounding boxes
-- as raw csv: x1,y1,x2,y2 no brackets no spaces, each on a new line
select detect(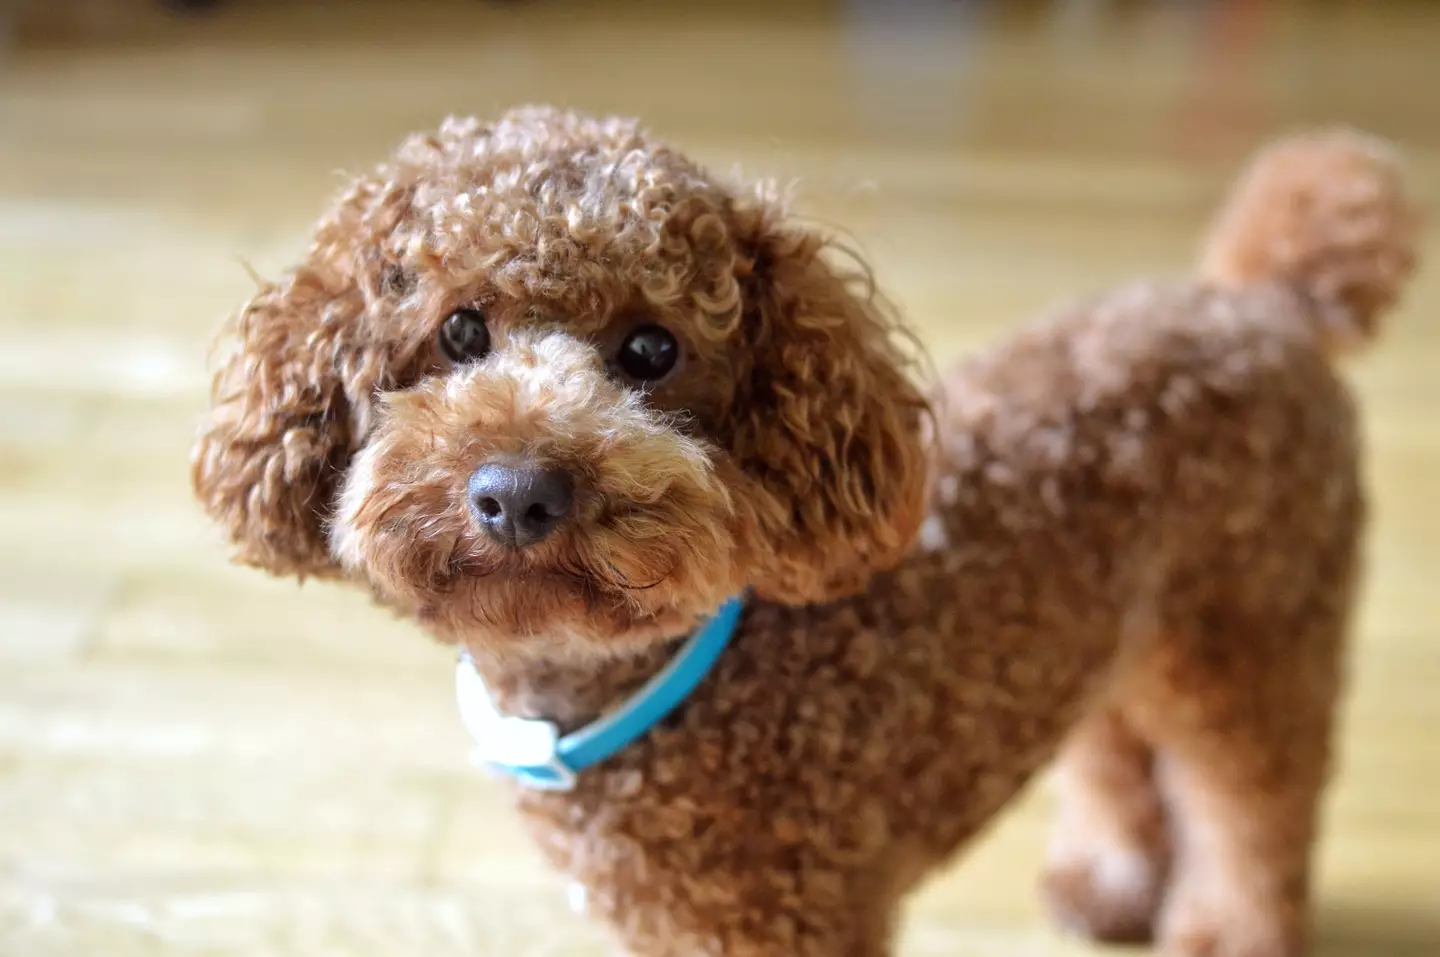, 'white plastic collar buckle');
454,595,744,792
456,652,578,791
